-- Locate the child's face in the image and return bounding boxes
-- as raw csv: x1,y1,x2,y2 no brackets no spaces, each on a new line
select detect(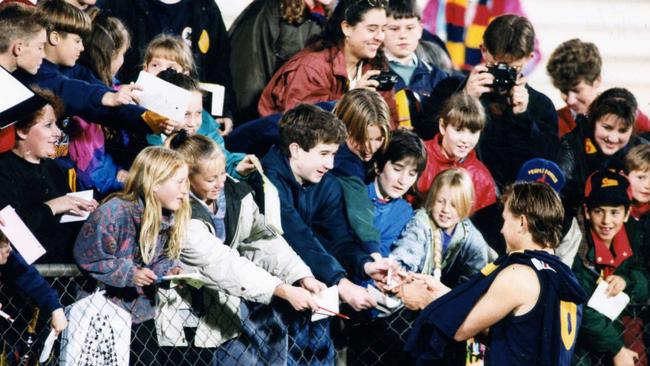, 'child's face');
110,43,128,78
348,124,385,161
383,16,422,61
439,122,480,161
145,57,184,76
182,92,203,135
560,79,601,116
342,8,386,61
15,29,47,75
154,165,189,211
0,242,11,265
52,32,84,67
585,205,630,243
18,105,62,160
376,158,418,199
189,160,227,202
628,169,650,204
593,114,633,156
431,186,461,234
289,142,339,184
